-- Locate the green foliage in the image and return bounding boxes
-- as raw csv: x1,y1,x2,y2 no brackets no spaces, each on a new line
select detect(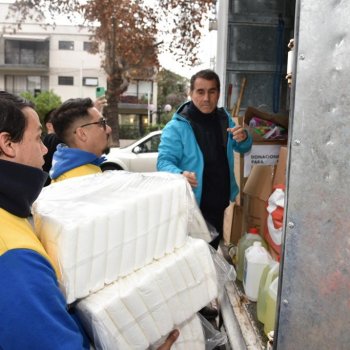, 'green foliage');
155,68,188,126
20,91,36,104
157,68,189,109
119,125,142,139
160,111,173,125
20,90,62,123
146,124,163,133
